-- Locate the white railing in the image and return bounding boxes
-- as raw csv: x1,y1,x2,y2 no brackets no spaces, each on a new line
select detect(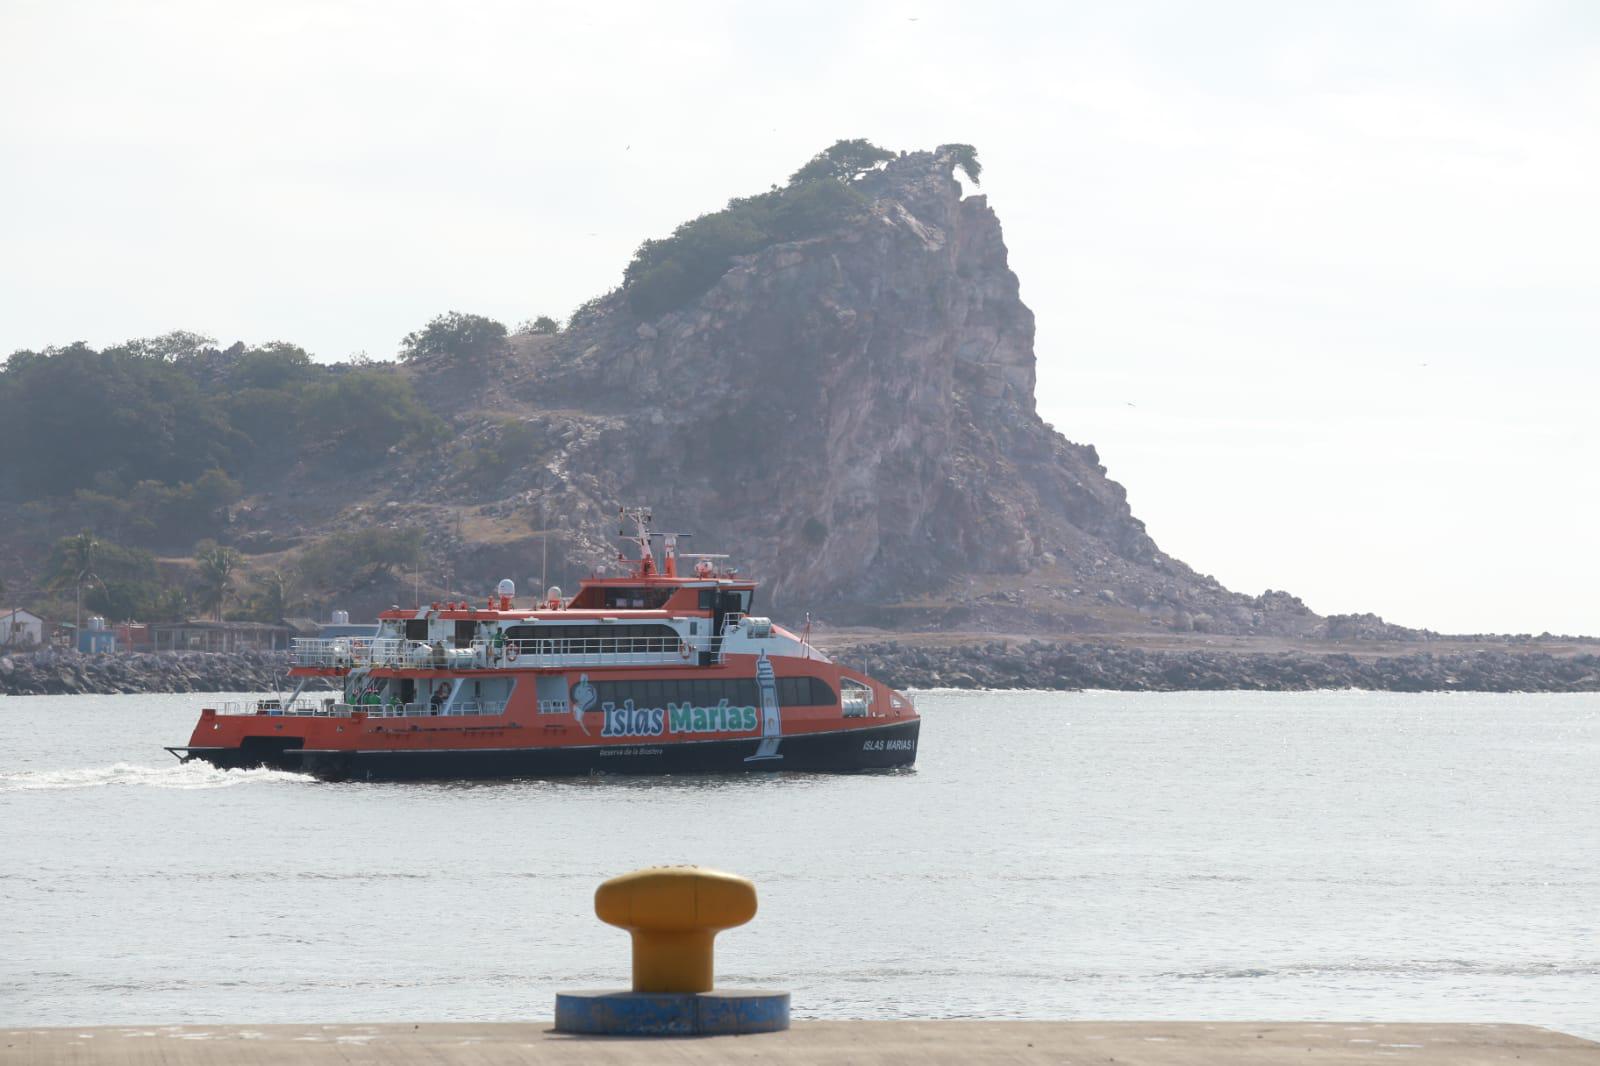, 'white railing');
218,697,510,718
217,697,343,717
293,635,722,670
480,636,719,669
447,699,510,717
292,637,381,667
358,700,508,718
292,637,478,669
